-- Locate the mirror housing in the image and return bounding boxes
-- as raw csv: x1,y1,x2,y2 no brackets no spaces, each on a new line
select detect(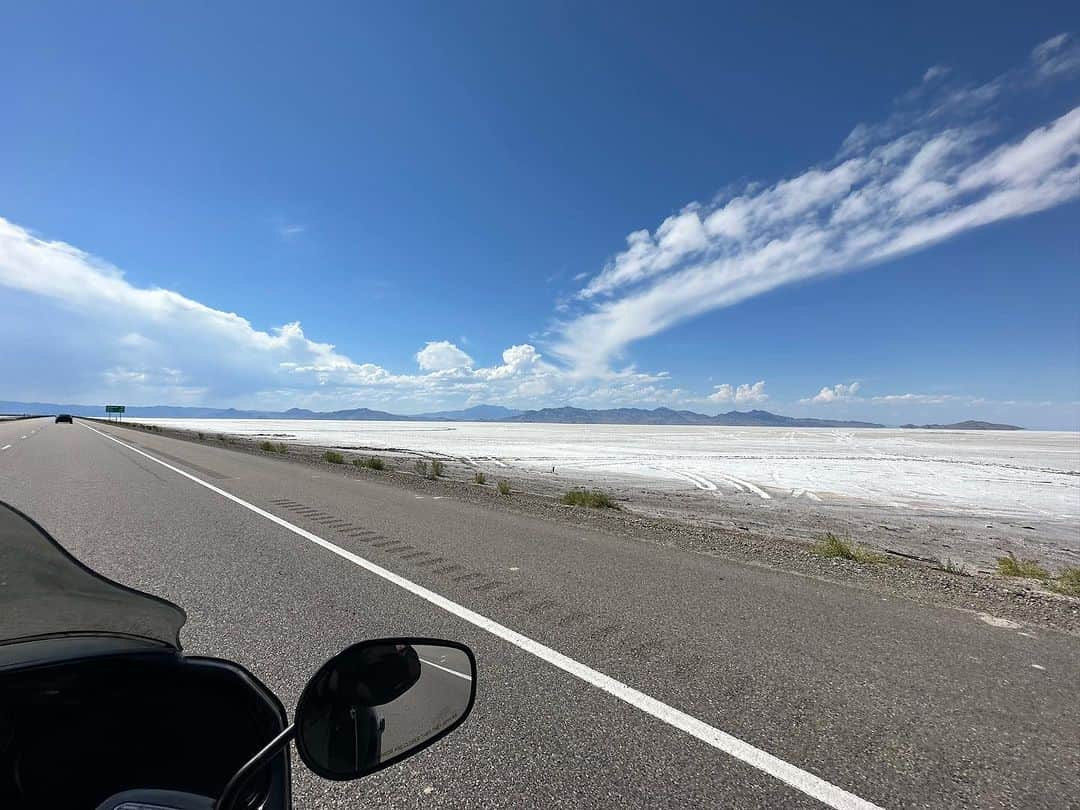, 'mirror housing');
294,638,476,781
